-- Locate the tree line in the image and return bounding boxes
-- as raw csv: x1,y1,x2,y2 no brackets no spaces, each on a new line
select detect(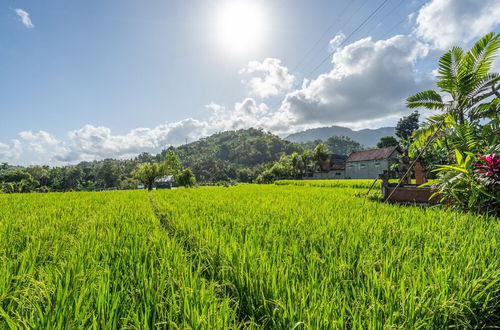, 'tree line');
1,128,378,192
